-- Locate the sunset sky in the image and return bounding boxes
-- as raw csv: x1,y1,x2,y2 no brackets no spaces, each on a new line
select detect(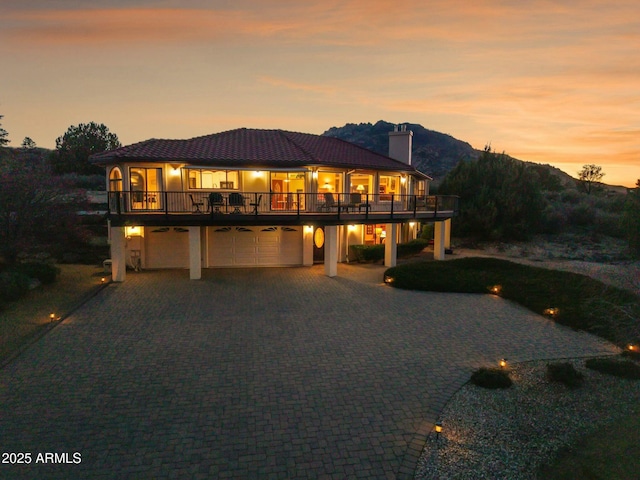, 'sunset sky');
1,0,638,186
